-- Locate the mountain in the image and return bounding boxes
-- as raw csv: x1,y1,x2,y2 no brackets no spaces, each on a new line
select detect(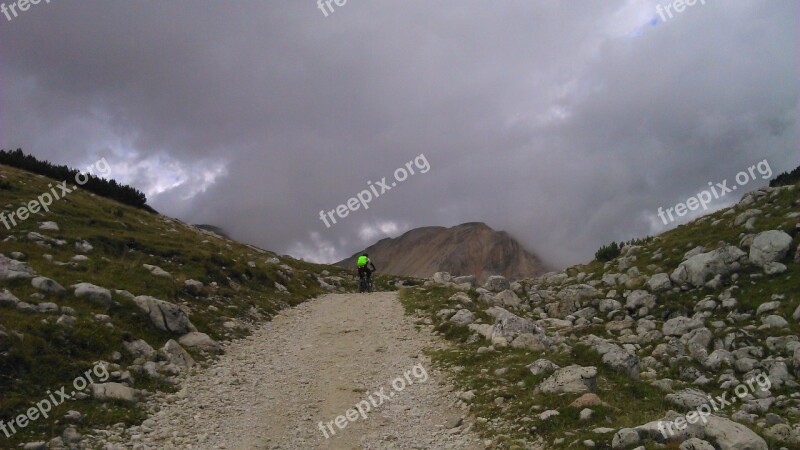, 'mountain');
335,222,547,282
